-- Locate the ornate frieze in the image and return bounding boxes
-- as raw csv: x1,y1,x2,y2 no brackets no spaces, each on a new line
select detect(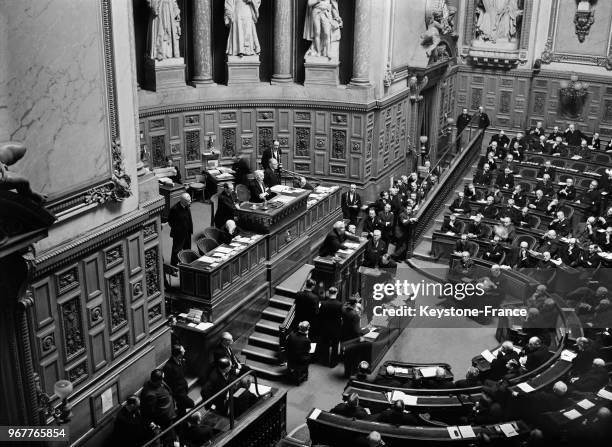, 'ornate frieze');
89,305,103,327
184,114,200,126
108,272,127,332
295,128,311,157
258,127,274,155
56,267,79,295
67,360,88,385
331,129,346,159
222,128,236,158
61,297,85,360
185,130,201,162
148,303,163,323
145,247,160,298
